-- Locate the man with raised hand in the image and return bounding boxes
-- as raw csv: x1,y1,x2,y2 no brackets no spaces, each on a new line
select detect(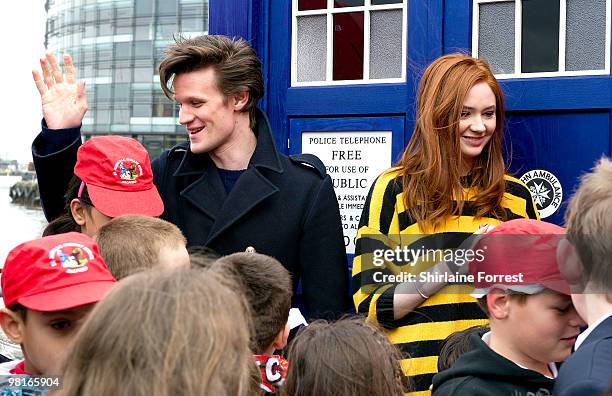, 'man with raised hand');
31,36,350,319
